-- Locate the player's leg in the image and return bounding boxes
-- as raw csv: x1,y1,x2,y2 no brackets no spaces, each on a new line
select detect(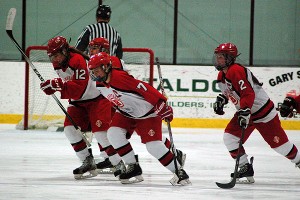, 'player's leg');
89,98,125,177
137,117,190,185
162,136,186,167
107,113,143,184
64,105,97,179
256,115,300,167
224,114,255,183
